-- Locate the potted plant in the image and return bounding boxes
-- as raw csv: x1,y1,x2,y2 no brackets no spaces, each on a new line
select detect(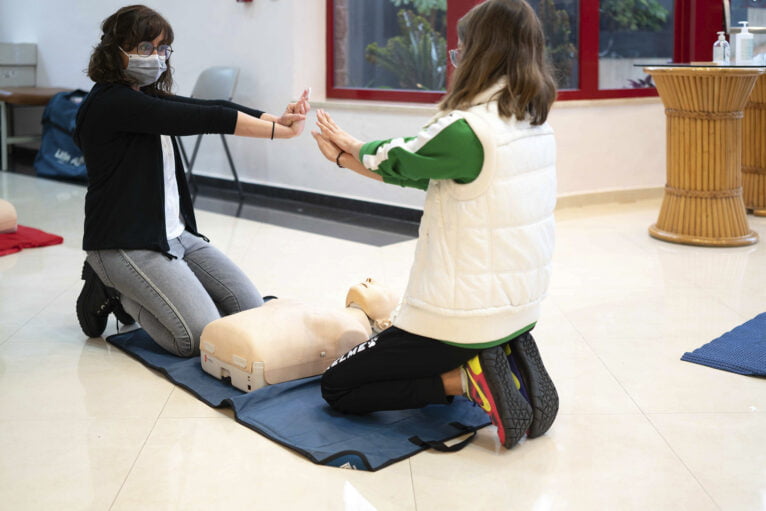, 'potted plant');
365,0,447,91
